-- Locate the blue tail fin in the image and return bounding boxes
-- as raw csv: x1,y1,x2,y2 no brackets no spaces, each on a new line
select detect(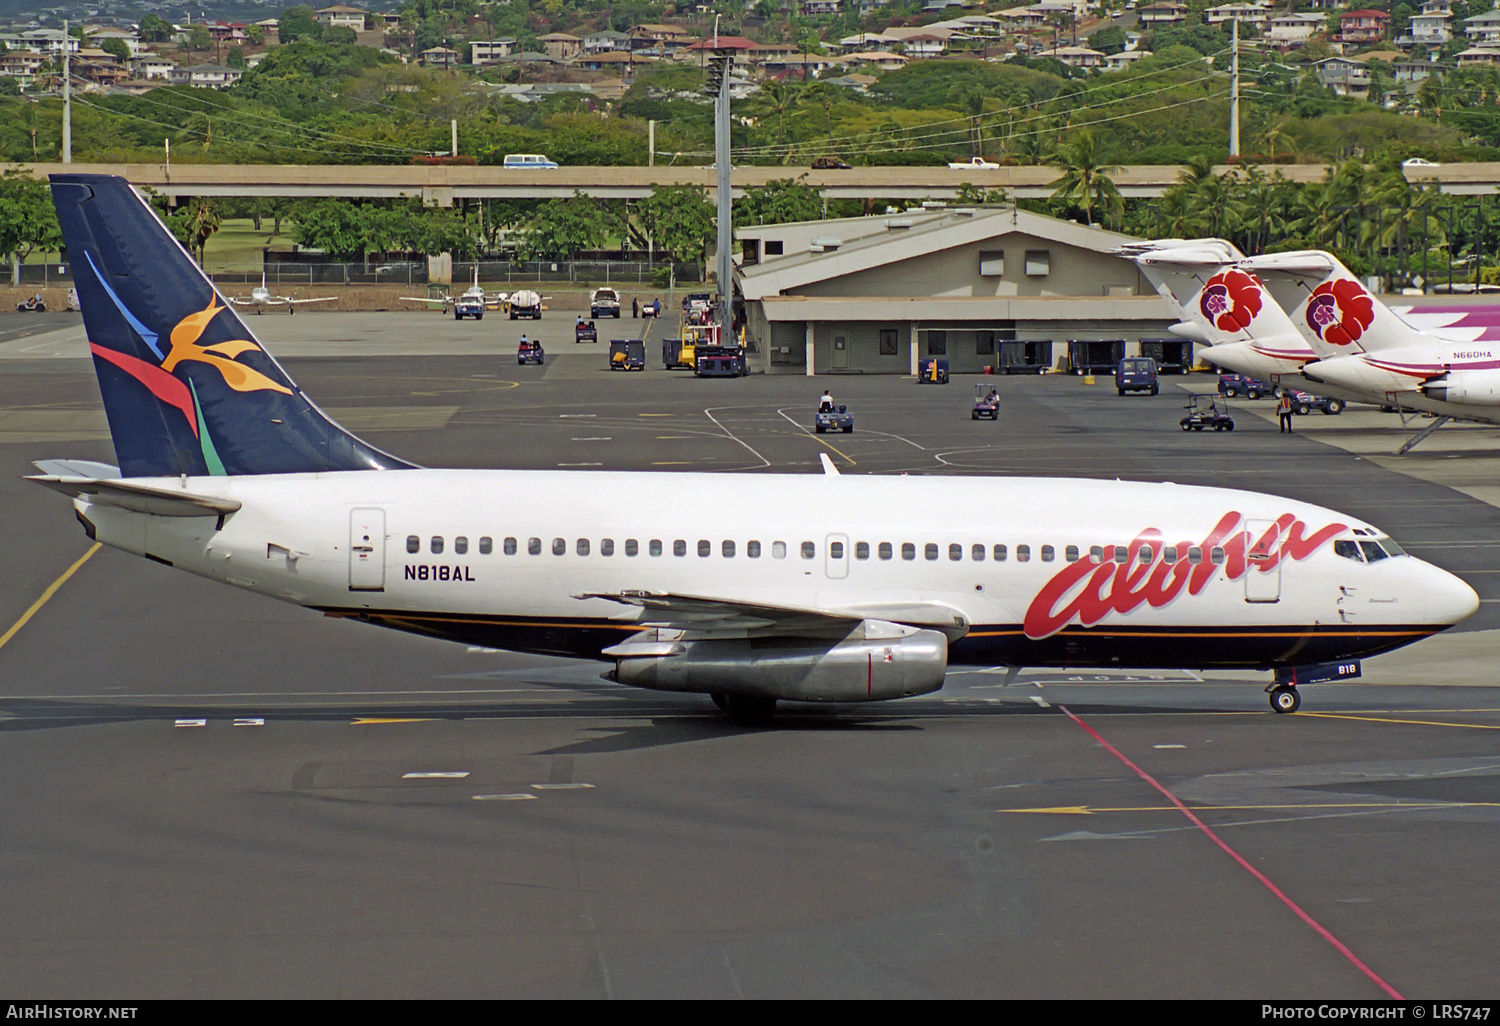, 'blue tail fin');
50,174,413,477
